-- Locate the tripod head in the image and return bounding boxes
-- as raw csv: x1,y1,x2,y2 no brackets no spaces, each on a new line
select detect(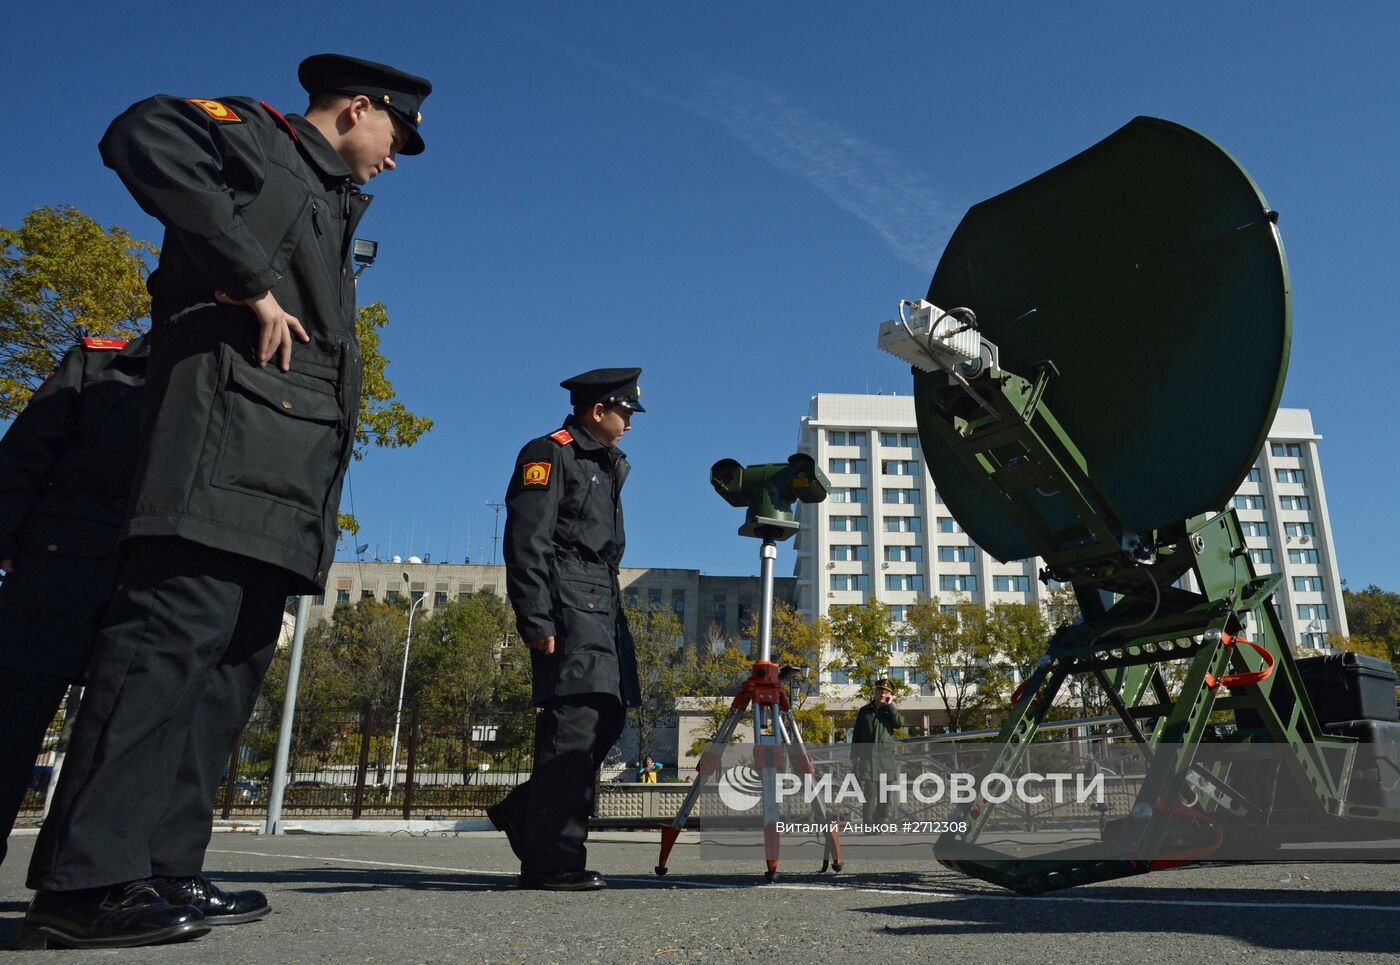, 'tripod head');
711,453,830,540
